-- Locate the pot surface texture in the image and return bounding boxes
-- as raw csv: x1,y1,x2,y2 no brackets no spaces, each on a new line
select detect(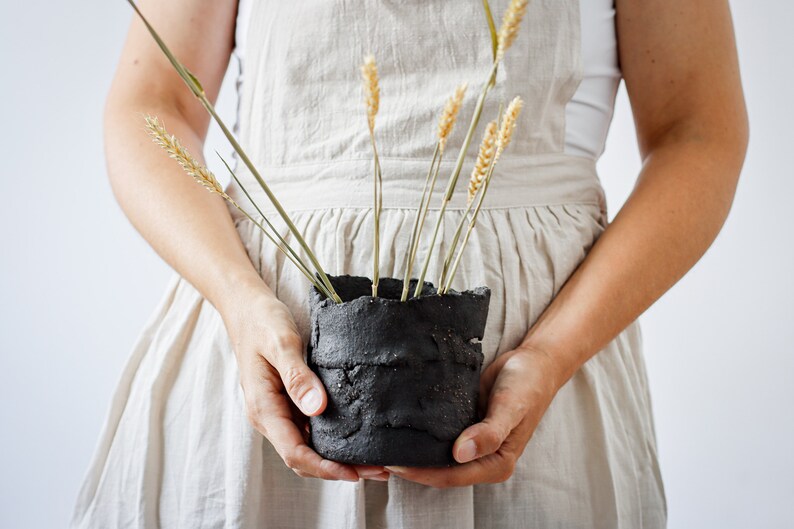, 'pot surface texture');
307,275,491,467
